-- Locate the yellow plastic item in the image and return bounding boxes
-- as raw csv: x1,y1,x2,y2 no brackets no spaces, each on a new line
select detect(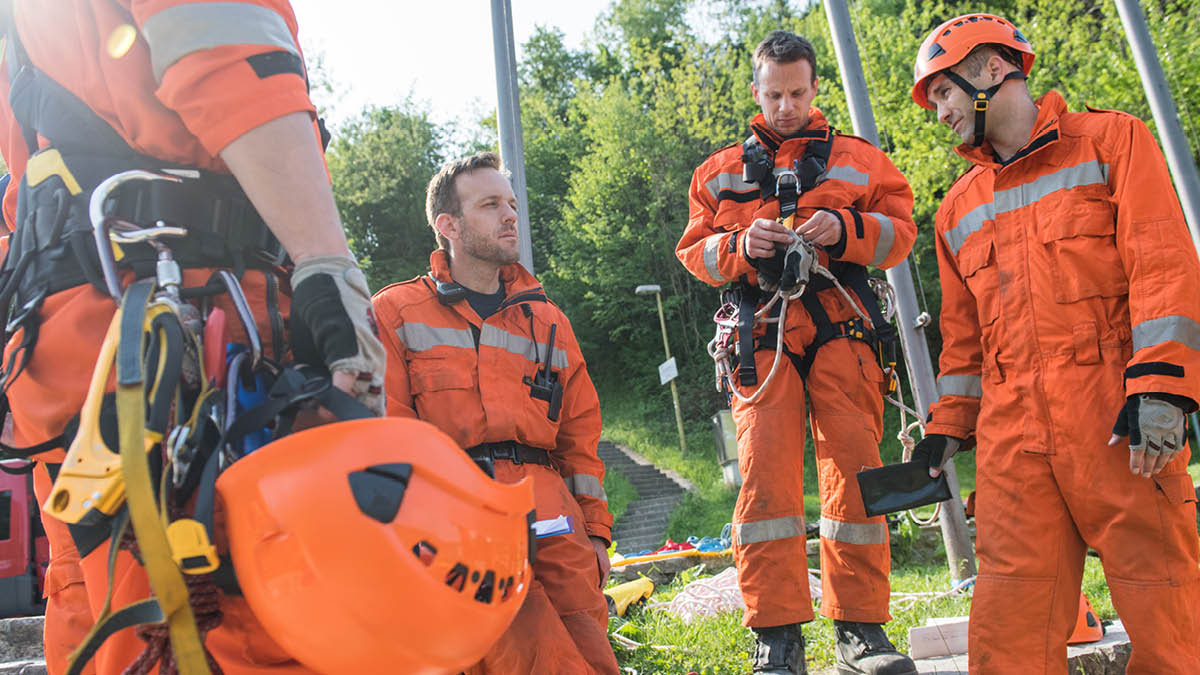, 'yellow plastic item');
610,548,732,569
44,311,124,524
166,519,219,574
44,302,174,524
604,577,654,617
25,148,83,195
